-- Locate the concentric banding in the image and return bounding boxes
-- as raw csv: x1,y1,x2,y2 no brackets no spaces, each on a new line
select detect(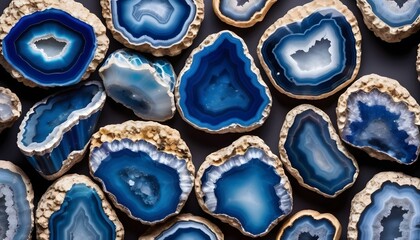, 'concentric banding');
0,87,21,133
